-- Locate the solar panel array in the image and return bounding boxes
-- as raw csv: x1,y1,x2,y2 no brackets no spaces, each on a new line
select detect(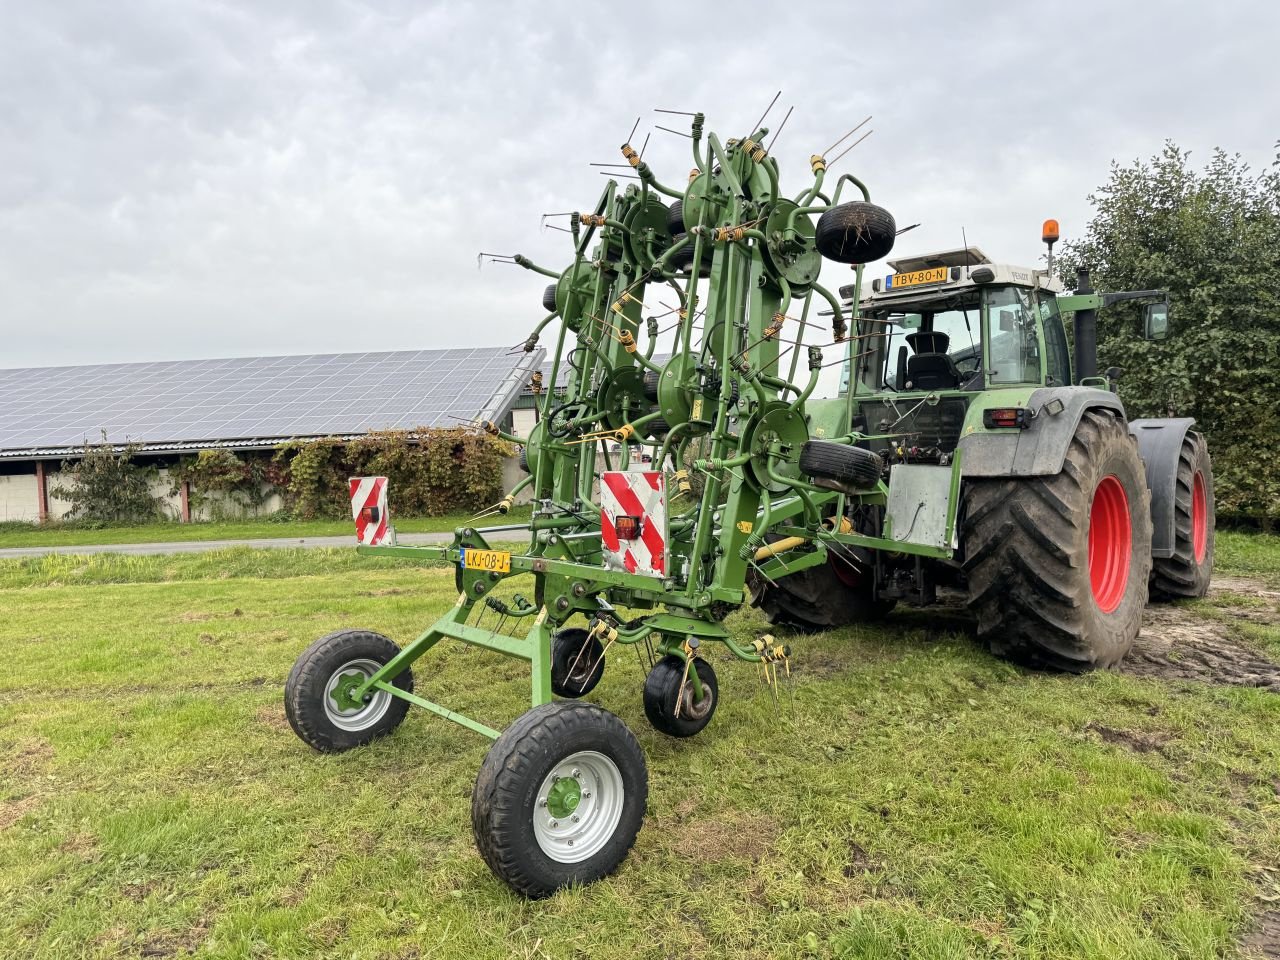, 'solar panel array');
0,347,536,456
